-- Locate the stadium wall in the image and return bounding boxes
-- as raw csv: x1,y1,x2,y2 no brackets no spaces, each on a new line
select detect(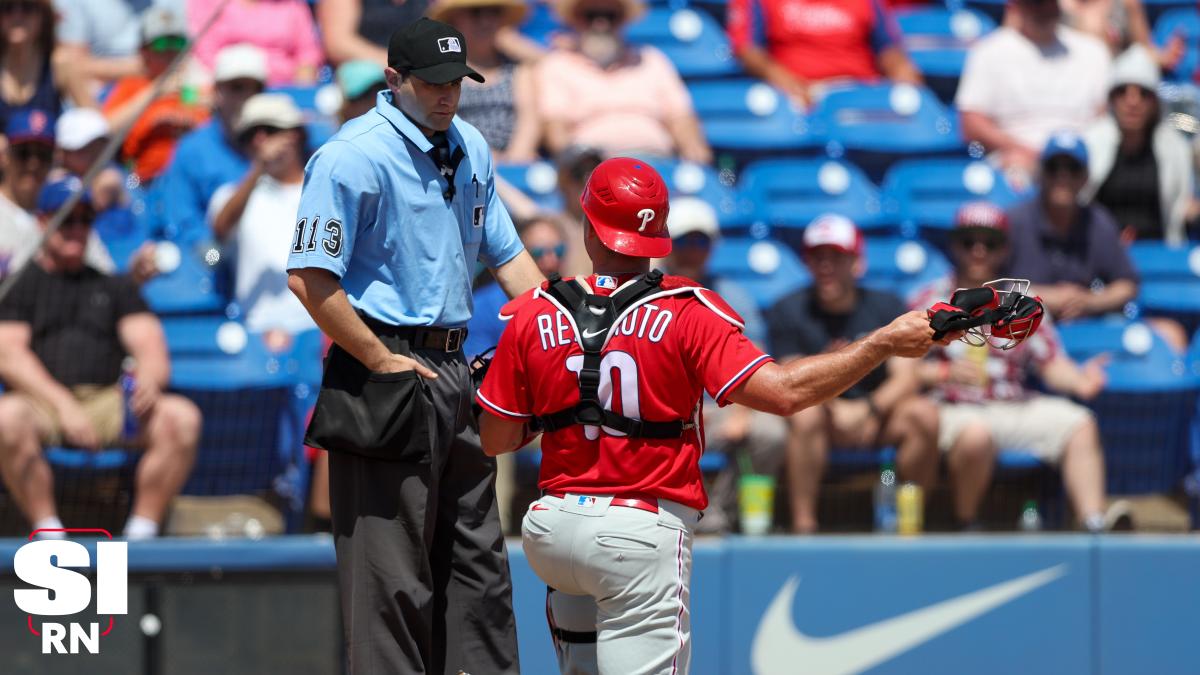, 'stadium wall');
0,535,1196,674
